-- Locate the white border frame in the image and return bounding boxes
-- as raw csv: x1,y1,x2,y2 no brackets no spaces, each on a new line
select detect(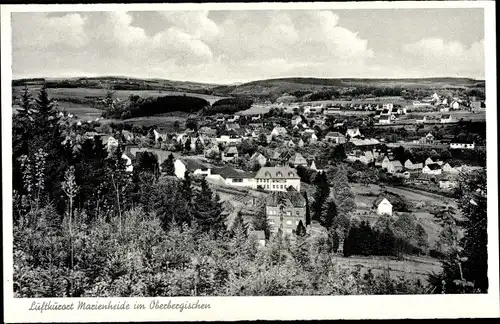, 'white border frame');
2,1,499,322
